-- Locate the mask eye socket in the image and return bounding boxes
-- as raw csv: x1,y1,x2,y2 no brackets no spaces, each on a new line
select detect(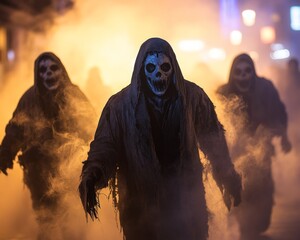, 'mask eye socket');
161,63,171,72
50,64,59,71
39,66,47,73
245,67,252,74
234,68,242,75
146,63,156,73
